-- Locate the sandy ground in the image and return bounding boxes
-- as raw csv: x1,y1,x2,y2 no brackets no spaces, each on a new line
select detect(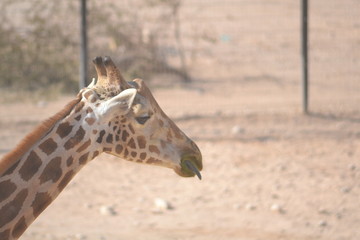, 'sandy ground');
1,77,360,240
1,0,360,239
